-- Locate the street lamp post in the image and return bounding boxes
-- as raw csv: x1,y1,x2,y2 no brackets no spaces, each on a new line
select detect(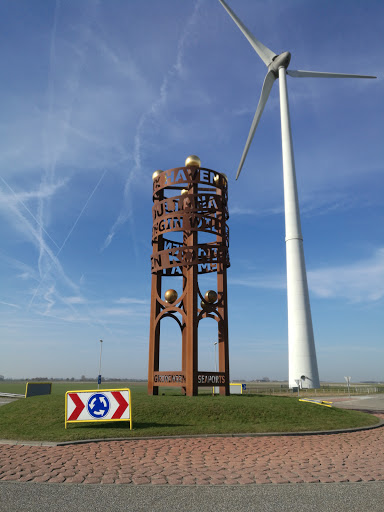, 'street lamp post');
98,339,103,389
